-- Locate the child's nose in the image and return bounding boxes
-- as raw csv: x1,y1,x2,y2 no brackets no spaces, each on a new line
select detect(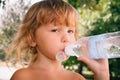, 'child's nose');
61,33,70,43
